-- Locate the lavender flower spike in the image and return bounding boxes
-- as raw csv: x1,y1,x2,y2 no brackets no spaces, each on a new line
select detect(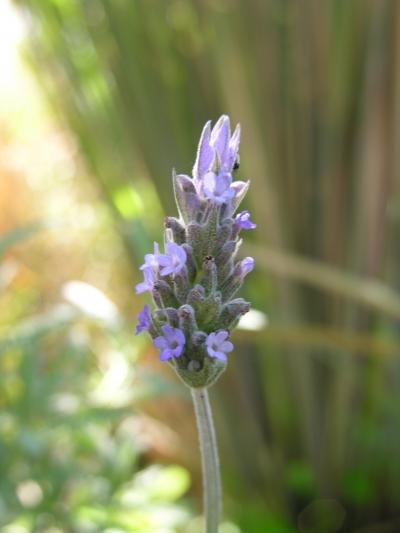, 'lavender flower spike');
136,115,255,533
134,116,257,533
153,325,185,361
206,331,234,362
135,115,255,388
